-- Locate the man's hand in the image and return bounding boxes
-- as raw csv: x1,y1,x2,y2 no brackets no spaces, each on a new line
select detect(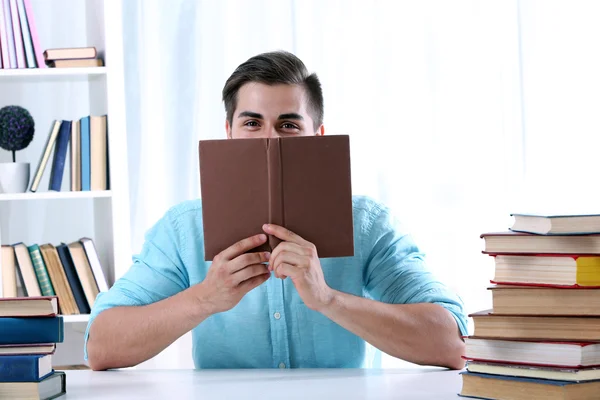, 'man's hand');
263,224,334,311
195,233,271,314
